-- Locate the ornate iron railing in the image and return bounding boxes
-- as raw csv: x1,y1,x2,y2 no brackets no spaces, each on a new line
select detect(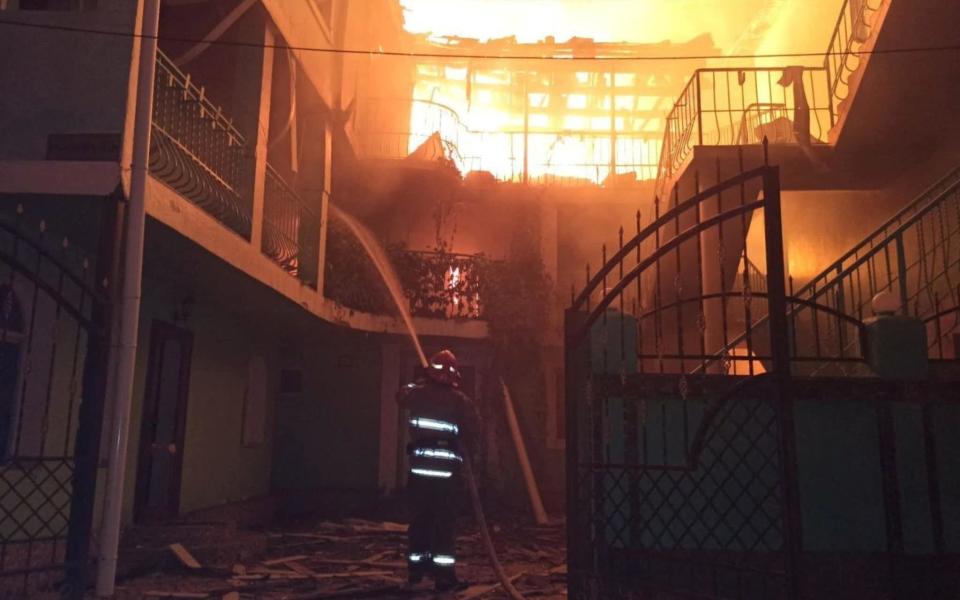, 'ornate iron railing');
393,250,484,320
262,164,321,287
740,256,768,297
655,67,832,196
150,50,253,238
825,0,887,116
323,220,489,320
